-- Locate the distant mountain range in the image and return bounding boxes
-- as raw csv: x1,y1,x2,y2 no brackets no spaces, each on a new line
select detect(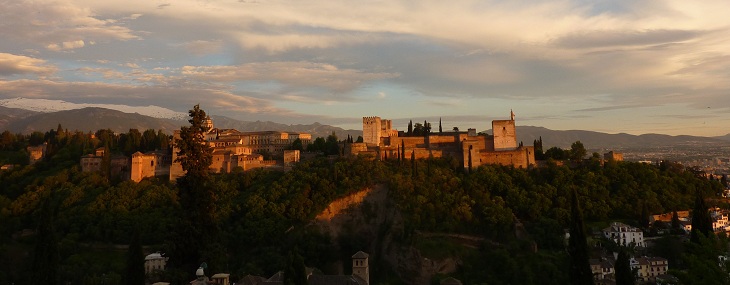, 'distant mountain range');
511,126,730,150
1,104,729,149
0,106,361,139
